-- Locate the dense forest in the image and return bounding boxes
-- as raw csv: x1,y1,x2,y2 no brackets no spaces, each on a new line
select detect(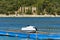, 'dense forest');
0,0,60,15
